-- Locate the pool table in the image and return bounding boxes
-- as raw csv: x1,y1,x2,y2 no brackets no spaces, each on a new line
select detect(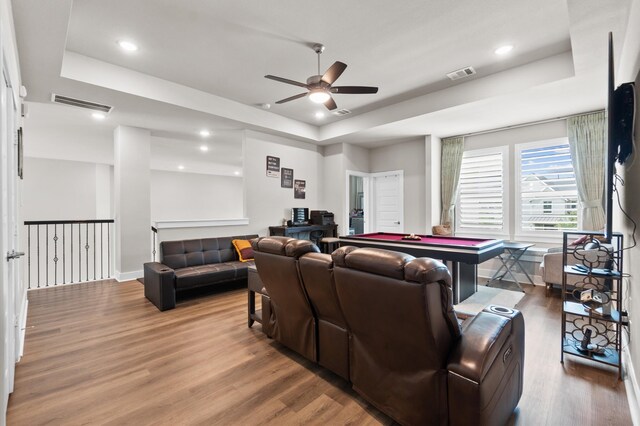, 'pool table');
338,232,504,304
